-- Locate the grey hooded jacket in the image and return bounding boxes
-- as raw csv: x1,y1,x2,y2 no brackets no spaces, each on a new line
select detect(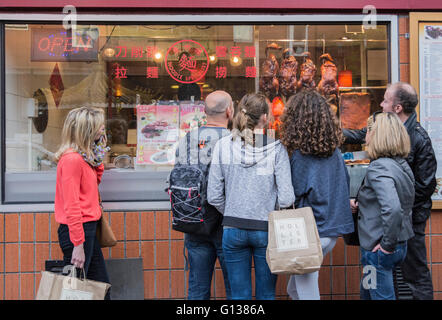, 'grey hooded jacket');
207,134,295,230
